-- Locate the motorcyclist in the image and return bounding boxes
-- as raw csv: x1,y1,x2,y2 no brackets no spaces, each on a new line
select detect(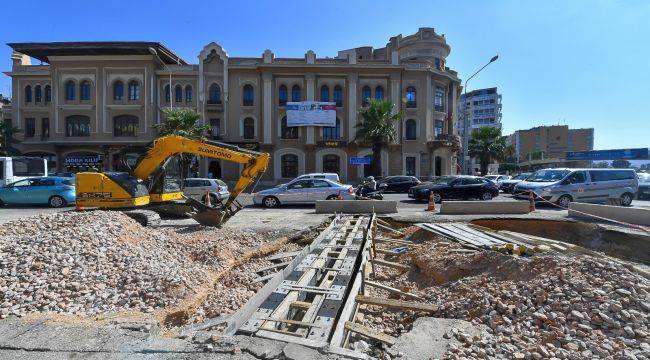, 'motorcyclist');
358,176,377,197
